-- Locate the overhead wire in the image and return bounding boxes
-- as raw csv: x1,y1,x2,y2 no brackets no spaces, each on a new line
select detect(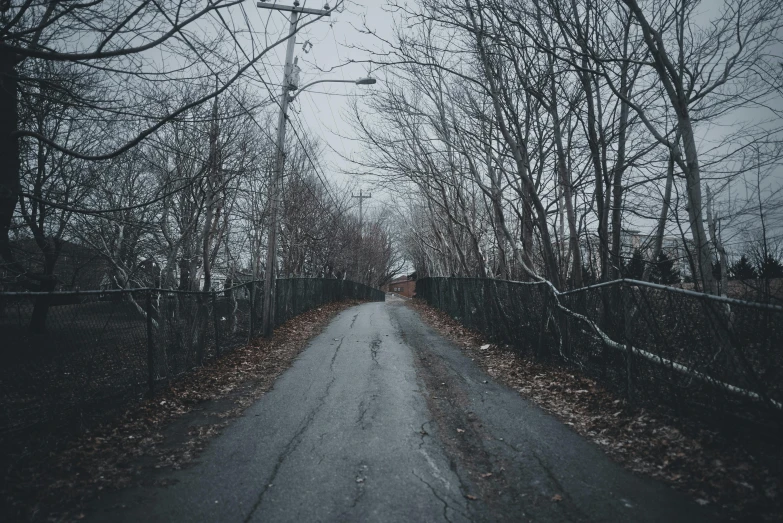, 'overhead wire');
214,3,352,222
228,3,349,214
19,2,355,228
